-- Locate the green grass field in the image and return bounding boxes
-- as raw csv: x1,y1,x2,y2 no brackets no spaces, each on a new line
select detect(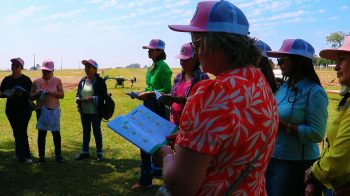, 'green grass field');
0,68,342,195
